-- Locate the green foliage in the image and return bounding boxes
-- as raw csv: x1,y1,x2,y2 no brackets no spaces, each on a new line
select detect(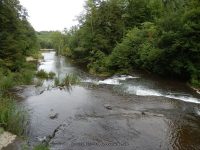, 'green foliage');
35,70,49,79
36,70,56,80
33,144,49,150
0,96,27,136
61,74,80,86
0,127,4,134
54,77,60,87
0,0,40,137
0,0,39,71
54,74,80,87
61,0,200,87
0,73,15,92
37,31,69,56
18,70,35,85
51,32,67,55
37,31,54,49
48,71,56,79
